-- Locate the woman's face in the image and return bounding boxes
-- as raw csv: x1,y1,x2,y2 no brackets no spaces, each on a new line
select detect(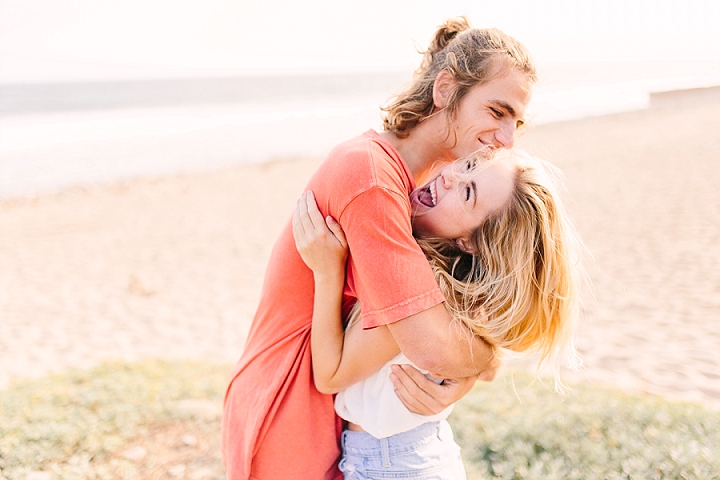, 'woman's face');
410,158,516,245
444,68,532,158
